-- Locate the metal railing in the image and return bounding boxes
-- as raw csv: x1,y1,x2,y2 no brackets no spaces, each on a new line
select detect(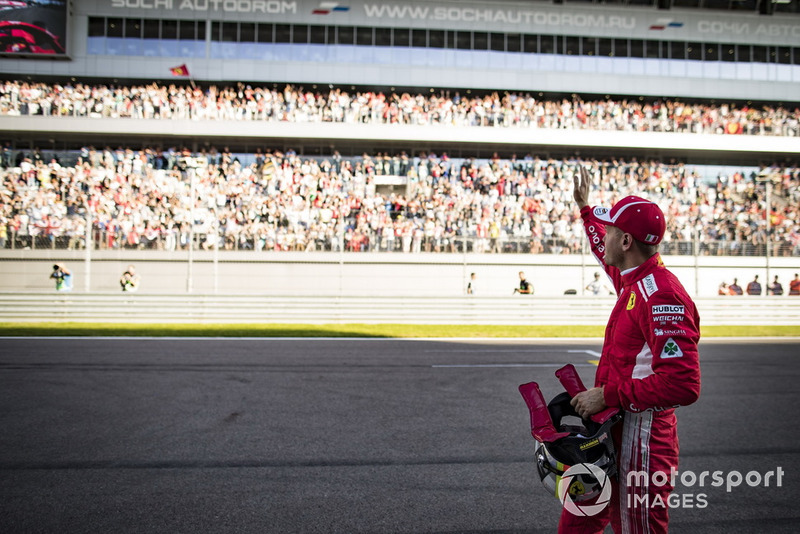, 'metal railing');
5,228,798,258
